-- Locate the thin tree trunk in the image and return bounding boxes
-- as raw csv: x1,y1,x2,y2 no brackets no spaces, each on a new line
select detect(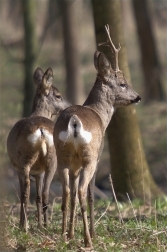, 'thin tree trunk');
22,0,36,117
91,0,163,201
58,0,85,105
132,0,165,103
